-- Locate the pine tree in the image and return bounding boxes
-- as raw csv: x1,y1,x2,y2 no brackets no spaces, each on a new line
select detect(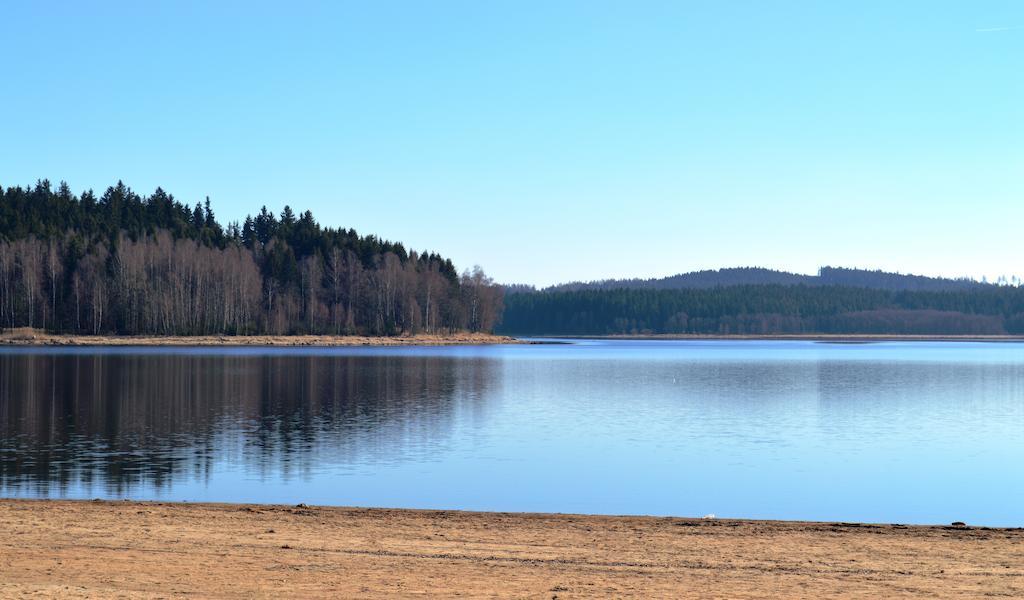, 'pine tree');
242,216,256,248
